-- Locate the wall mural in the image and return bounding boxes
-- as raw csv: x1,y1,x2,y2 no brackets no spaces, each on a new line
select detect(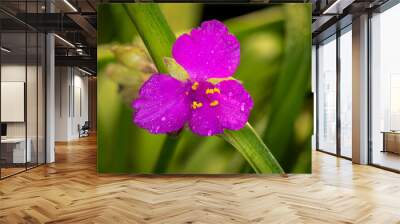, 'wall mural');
97,3,312,174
